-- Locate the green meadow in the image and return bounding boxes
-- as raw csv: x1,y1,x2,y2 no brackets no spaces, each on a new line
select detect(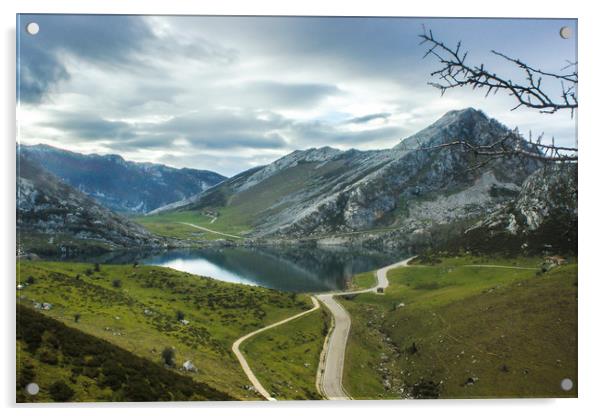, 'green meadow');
341,255,577,399
16,261,313,400
134,209,250,241
241,307,329,400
